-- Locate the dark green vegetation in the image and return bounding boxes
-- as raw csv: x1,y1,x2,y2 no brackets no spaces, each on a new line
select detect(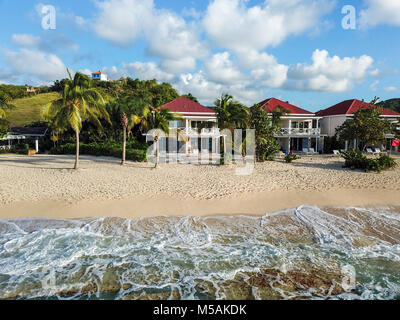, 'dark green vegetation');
250,104,286,161
50,141,147,162
378,98,400,113
284,153,300,163
341,149,397,173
